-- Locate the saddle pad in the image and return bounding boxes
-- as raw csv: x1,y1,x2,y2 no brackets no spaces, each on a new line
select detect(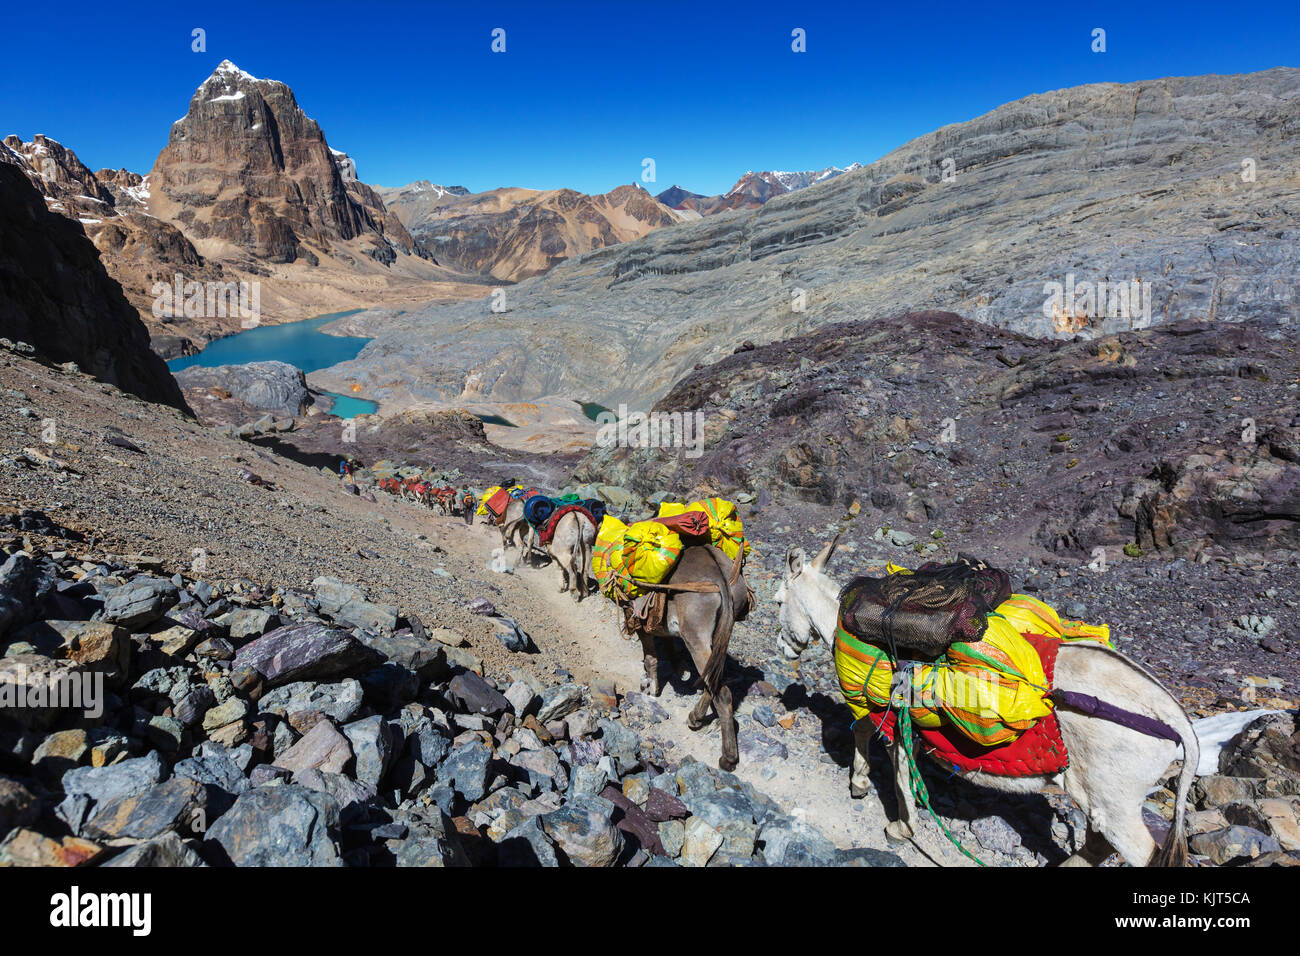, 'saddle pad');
867,633,1068,777
539,505,594,548
485,488,511,519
